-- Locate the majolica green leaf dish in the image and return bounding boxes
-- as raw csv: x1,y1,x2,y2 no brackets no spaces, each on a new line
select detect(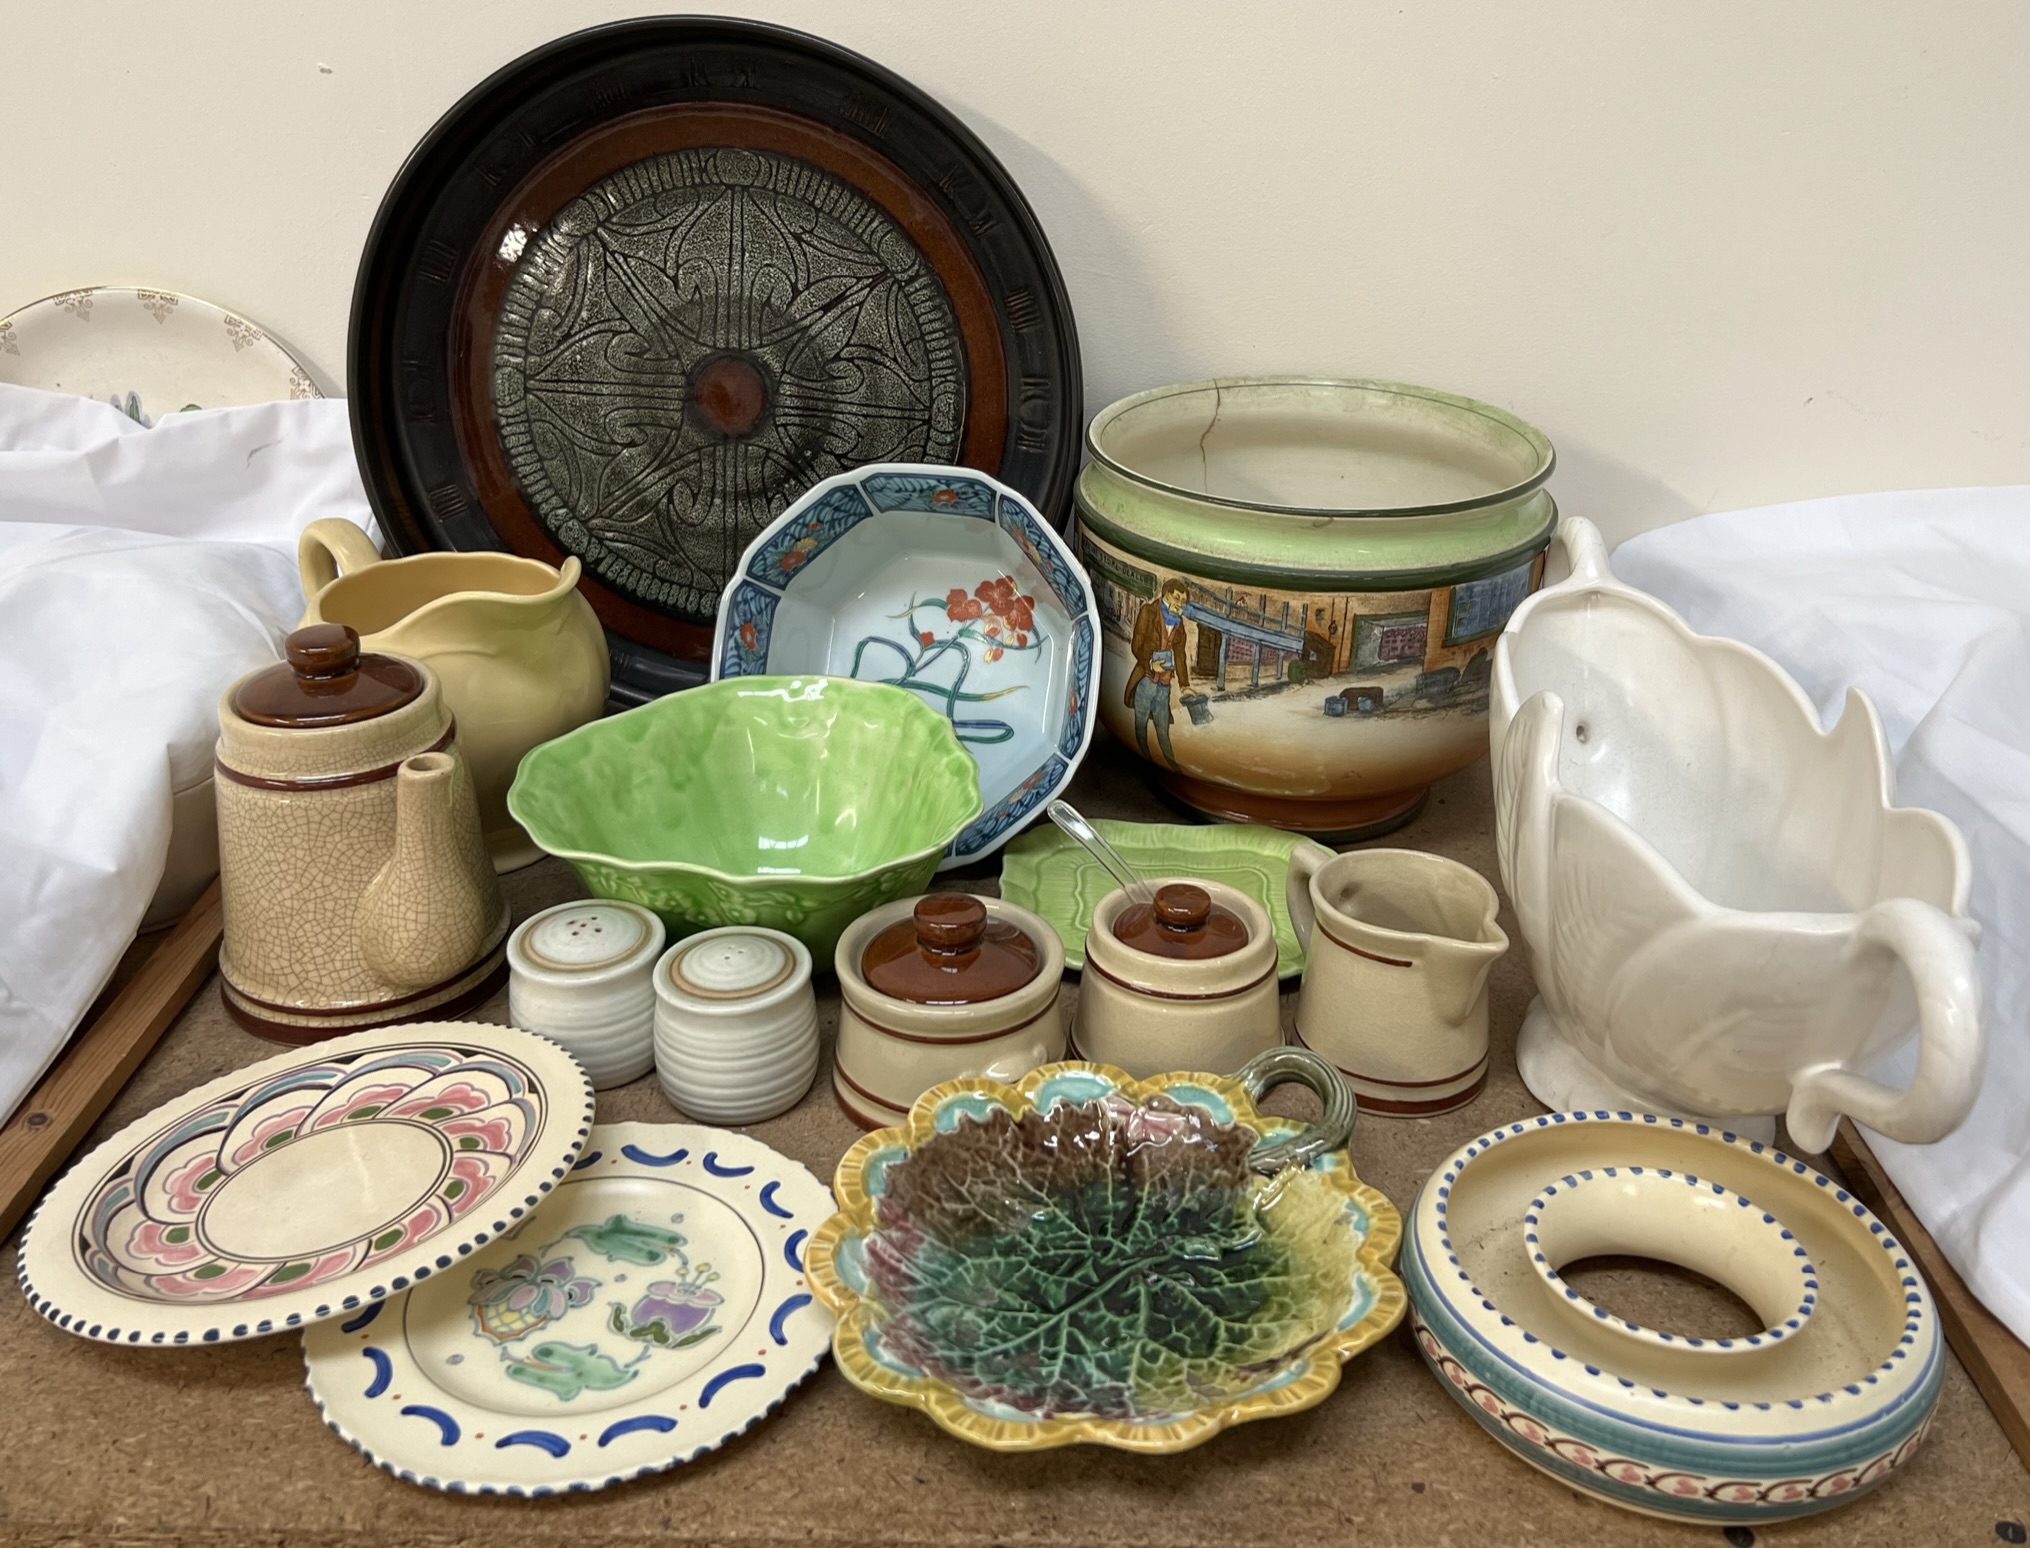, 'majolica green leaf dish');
807,1049,1405,1452
508,676,982,960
